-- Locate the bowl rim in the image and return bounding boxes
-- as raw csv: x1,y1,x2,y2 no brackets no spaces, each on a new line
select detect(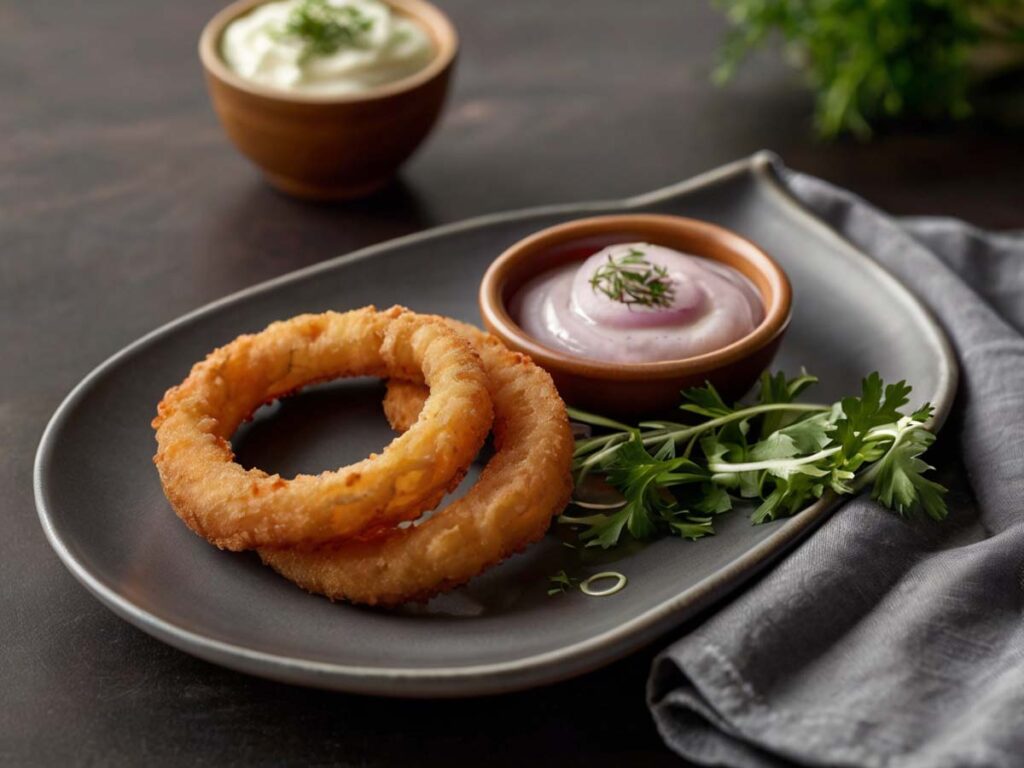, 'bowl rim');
198,0,458,104
478,213,792,381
